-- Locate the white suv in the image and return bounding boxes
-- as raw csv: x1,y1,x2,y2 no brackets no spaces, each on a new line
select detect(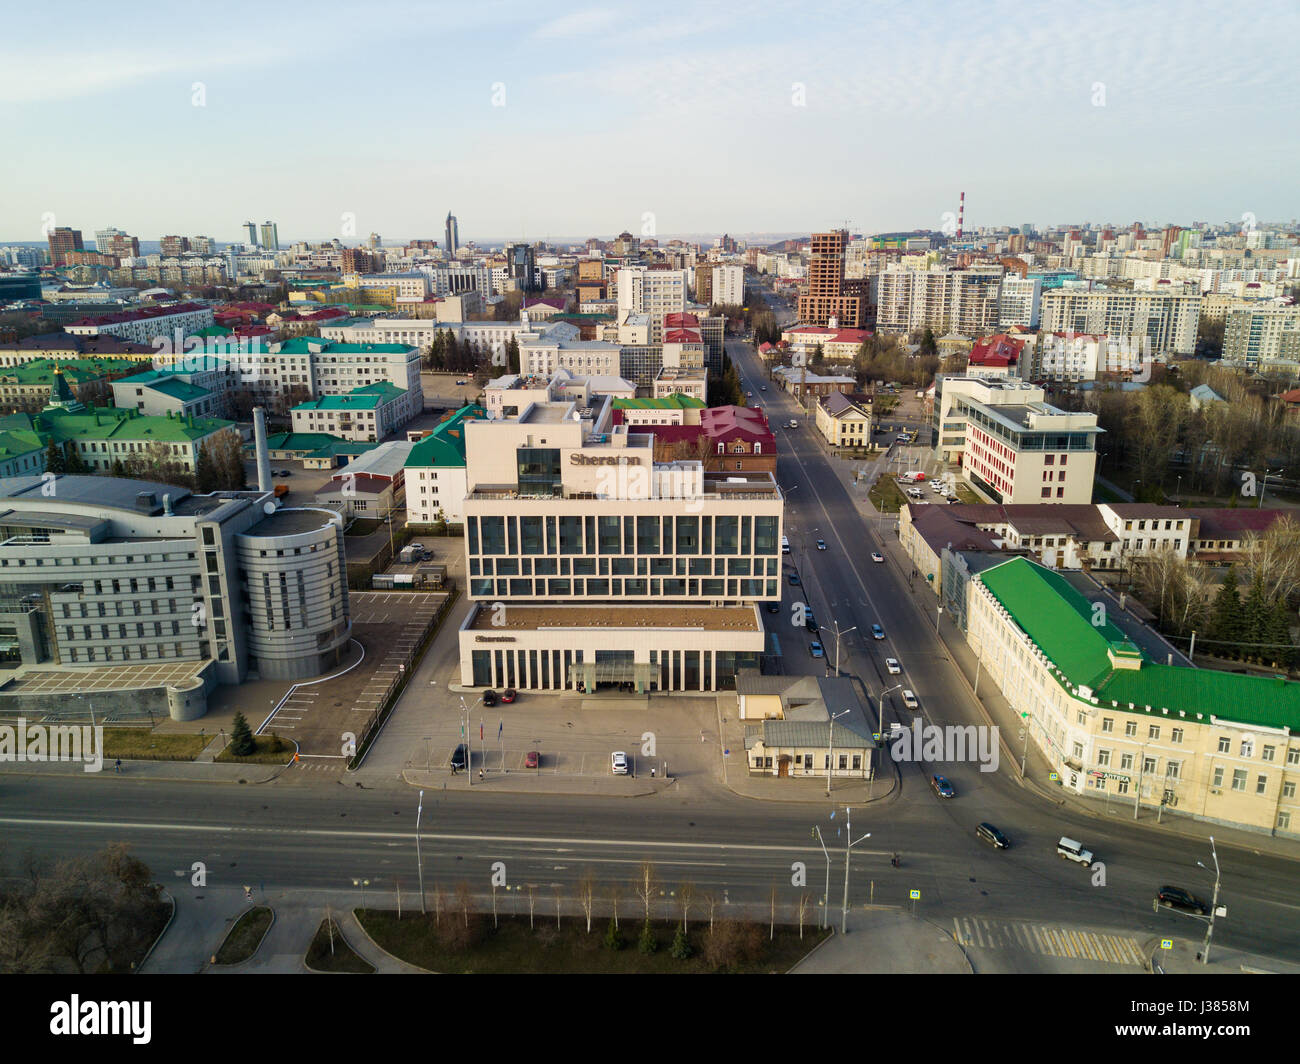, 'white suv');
611,751,629,775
